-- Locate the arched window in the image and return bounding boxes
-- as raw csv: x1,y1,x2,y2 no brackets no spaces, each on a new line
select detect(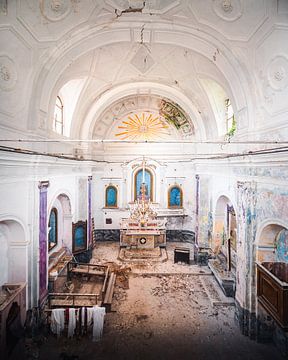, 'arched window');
48,208,58,251
54,96,64,135
225,98,236,135
105,185,118,208
168,185,182,208
134,169,153,201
